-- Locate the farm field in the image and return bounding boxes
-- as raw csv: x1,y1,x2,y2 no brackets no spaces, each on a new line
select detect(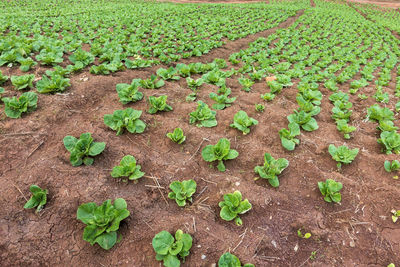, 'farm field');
1,0,400,266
